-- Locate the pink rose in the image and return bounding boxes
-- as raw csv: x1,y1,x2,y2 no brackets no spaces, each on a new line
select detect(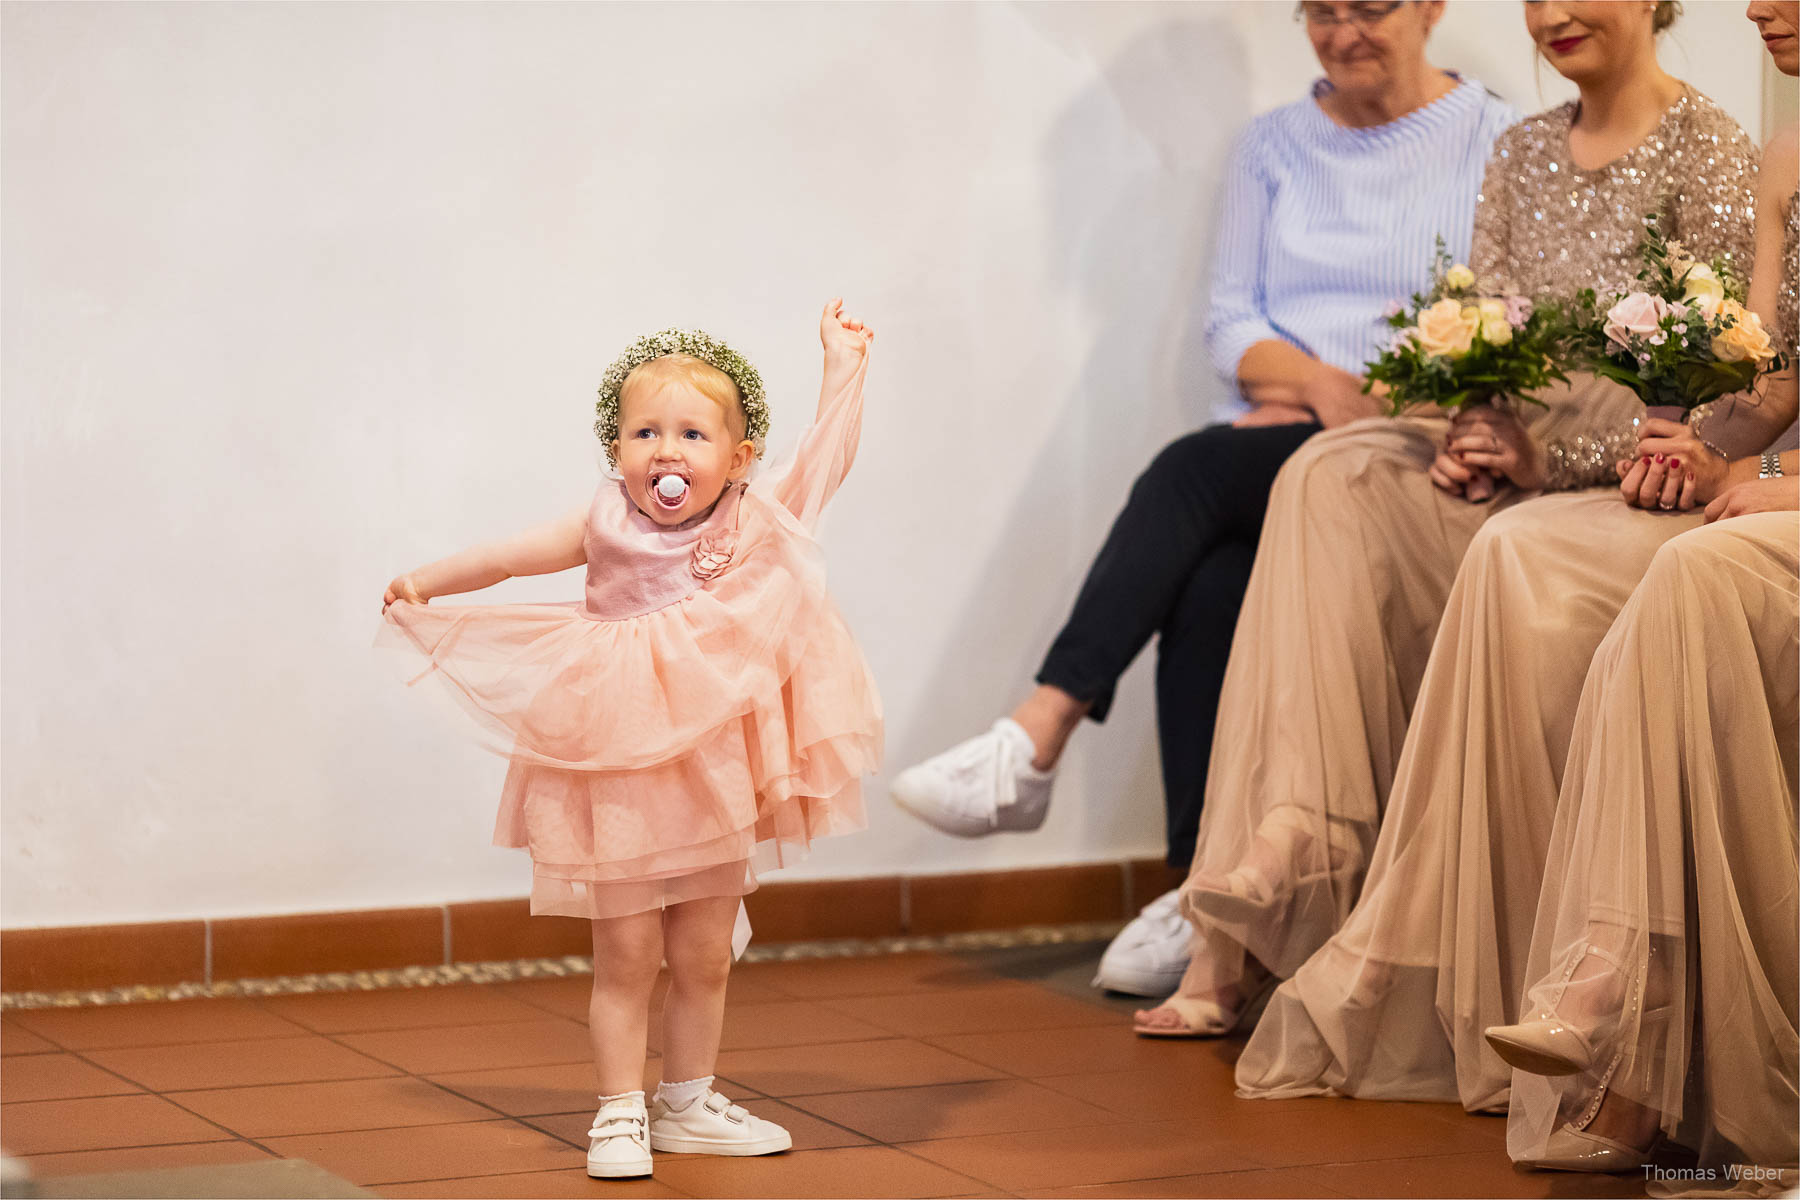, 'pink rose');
1504,294,1533,329
1602,292,1669,350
